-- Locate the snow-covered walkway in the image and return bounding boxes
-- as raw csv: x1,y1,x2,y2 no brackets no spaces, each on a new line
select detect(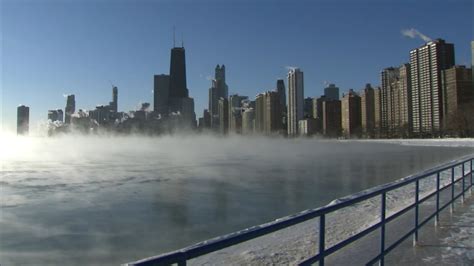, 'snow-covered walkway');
384,192,474,265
